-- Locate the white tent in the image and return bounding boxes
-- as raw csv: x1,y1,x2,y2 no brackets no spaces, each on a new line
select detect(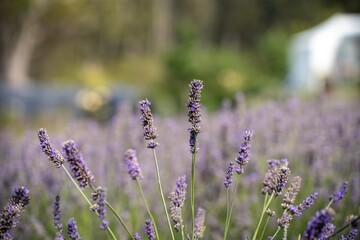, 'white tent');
287,14,360,92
